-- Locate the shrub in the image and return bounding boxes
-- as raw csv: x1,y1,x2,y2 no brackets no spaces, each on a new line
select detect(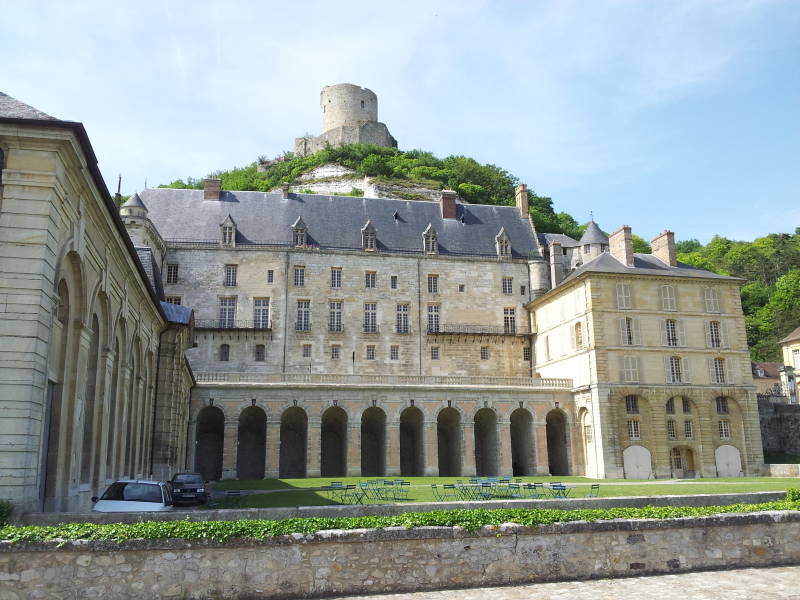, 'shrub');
0,499,12,526
786,488,800,502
